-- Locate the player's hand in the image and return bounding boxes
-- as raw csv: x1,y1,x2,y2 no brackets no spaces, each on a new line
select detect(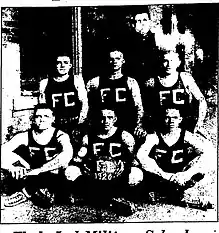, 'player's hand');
169,172,191,187
73,157,83,163
134,125,147,139
10,166,28,180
